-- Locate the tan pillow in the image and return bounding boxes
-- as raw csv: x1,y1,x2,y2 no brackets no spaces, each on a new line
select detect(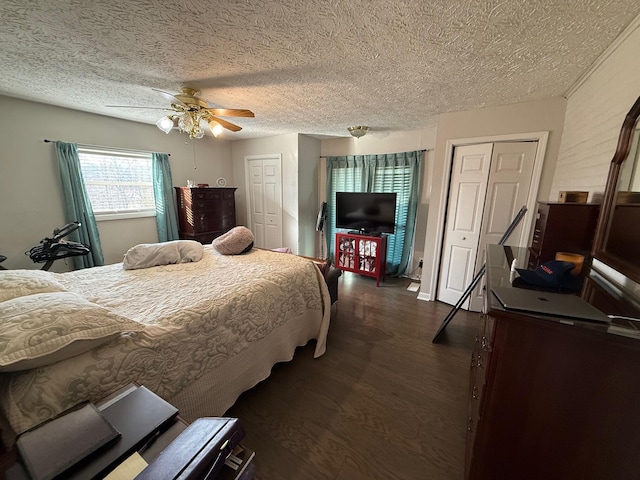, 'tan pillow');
0,291,143,372
0,270,67,303
213,226,254,255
